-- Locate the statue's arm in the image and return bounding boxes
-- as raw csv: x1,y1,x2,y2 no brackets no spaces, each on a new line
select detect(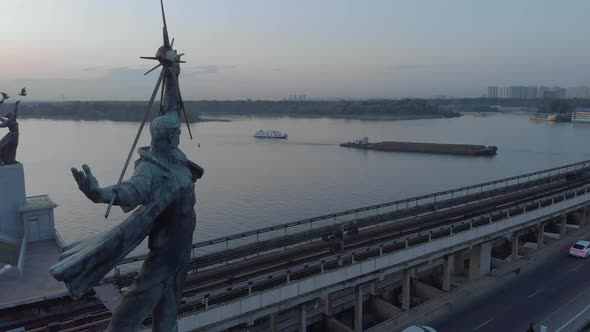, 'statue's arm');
71,163,153,211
